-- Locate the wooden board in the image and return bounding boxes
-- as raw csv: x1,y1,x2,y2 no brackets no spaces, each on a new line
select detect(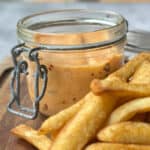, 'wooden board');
0,59,47,150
